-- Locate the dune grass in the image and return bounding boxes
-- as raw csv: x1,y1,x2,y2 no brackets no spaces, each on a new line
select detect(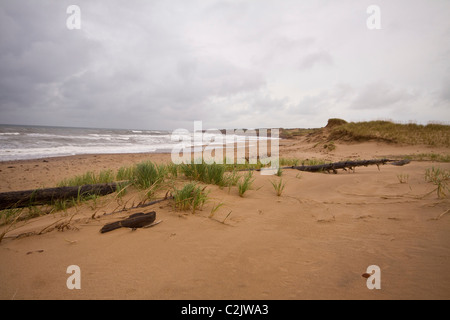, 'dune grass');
425,167,450,198
397,153,450,163
57,170,116,187
180,162,228,186
301,159,330,166
280,128,319,139
238,171,254,197
179,160,267,189
54,161,171,210
209,202,225,218
132,161,167,190
51,159,273,215
270,178,286,196
279,158,300,166
116,165,136,181
60,161,169,190
0,206,43,227
328,120,450,147
172,182,208,213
